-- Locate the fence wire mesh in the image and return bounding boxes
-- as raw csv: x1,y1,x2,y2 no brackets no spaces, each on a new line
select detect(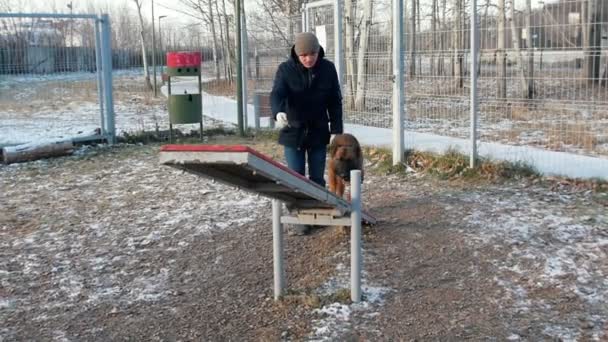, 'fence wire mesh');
1,1,606,177
0,16,103,146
